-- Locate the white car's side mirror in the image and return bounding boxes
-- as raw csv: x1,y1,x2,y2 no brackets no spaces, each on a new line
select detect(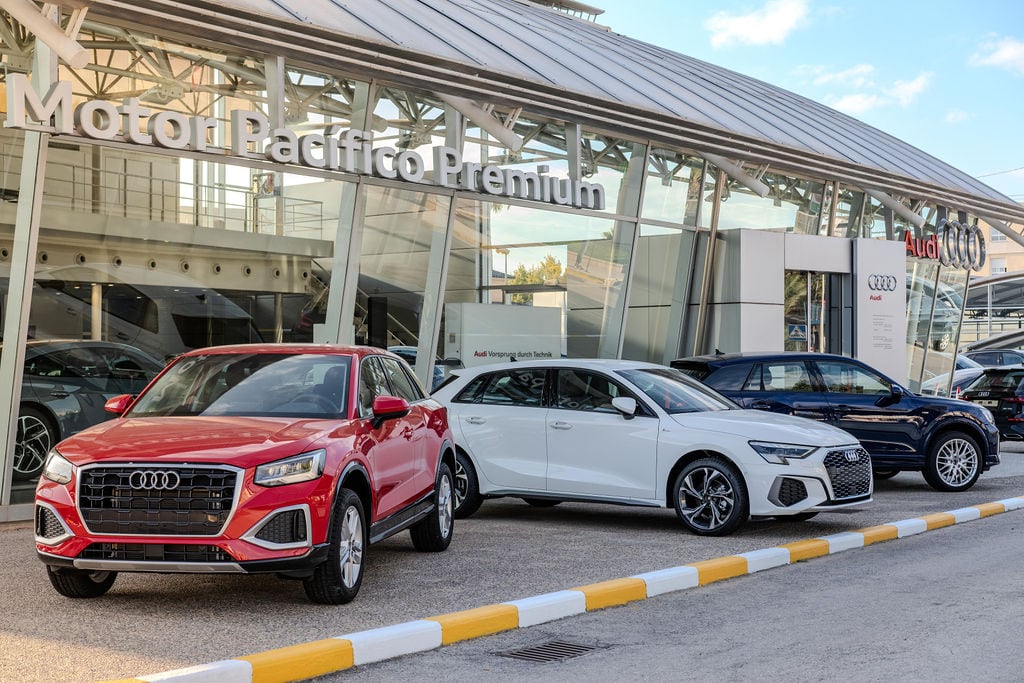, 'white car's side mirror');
611,396,637,419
